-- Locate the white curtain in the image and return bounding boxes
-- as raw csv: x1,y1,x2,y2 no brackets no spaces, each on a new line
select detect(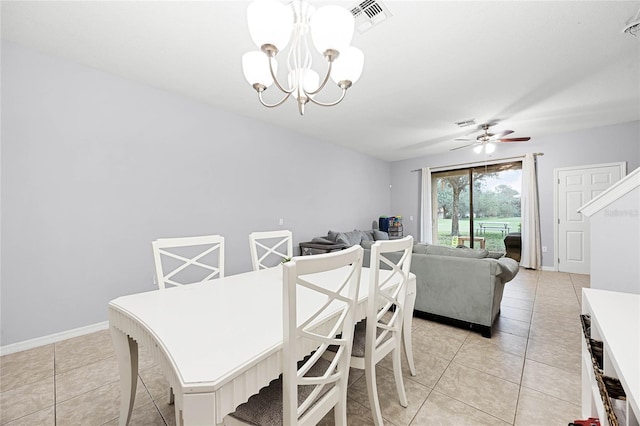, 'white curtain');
521,153,542,269
420,167,433,243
